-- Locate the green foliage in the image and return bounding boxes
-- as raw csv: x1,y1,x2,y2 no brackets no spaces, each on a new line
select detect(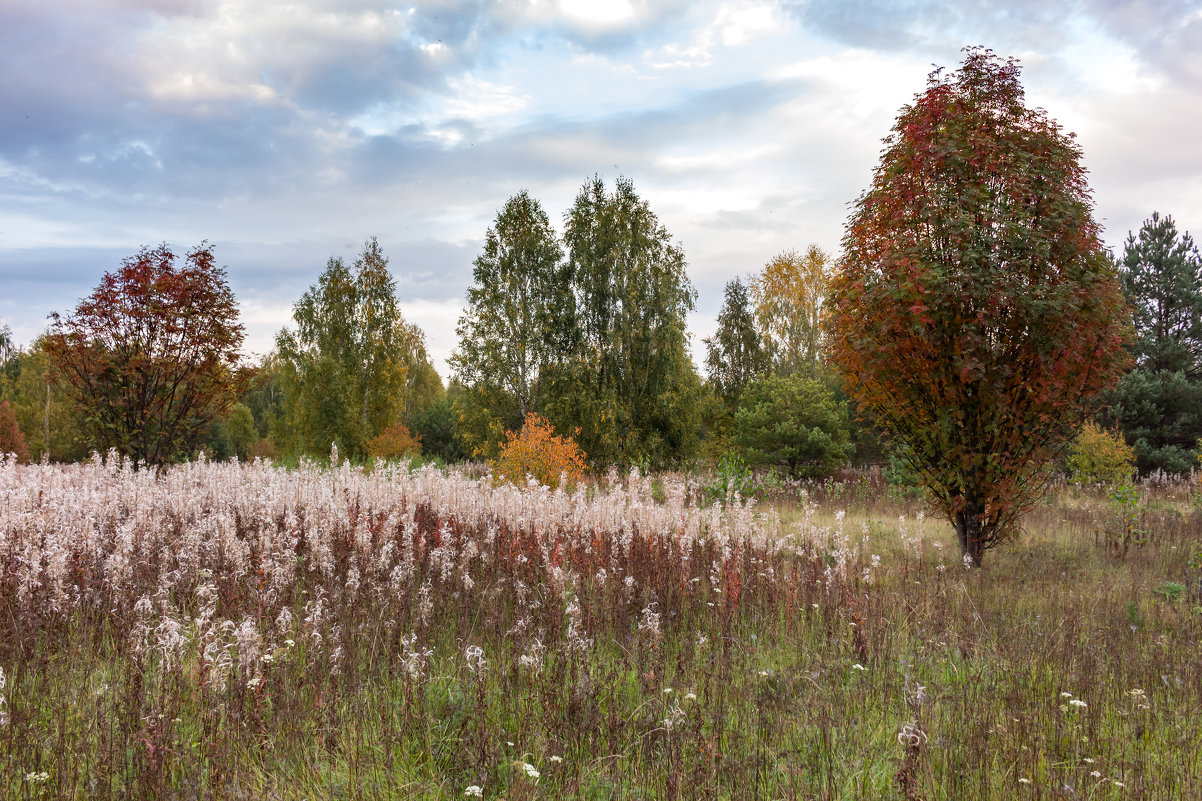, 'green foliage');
0,323,14,383
733,374,852,478
45,243,246,467
704,278,768,409
826,48,1131,565
0,338,88,462
559,176,702,468
224,403,257,460
1100,480,1149,557
408,390,466,463
452,179,702,469
704,451,779,504
1121,212,1202,375
1154,581,1186,603
241,354,286,440
1103,213,1202,475
276,238,434,460
1066,421,1136,487
1103,369,1202,476
451,191,569,454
